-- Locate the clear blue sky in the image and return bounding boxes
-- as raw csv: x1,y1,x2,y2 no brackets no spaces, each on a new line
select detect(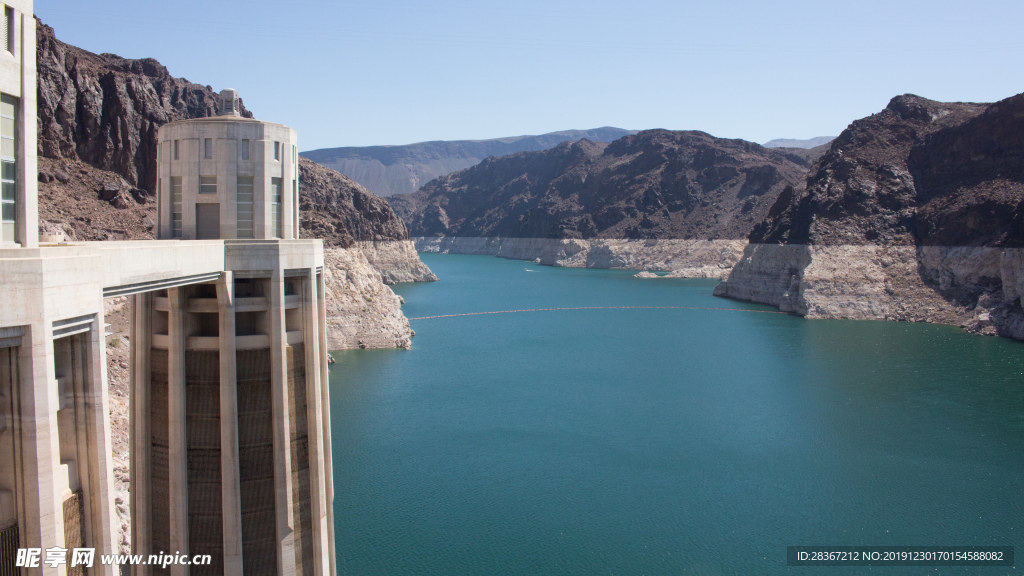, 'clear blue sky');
36,0,1024,151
